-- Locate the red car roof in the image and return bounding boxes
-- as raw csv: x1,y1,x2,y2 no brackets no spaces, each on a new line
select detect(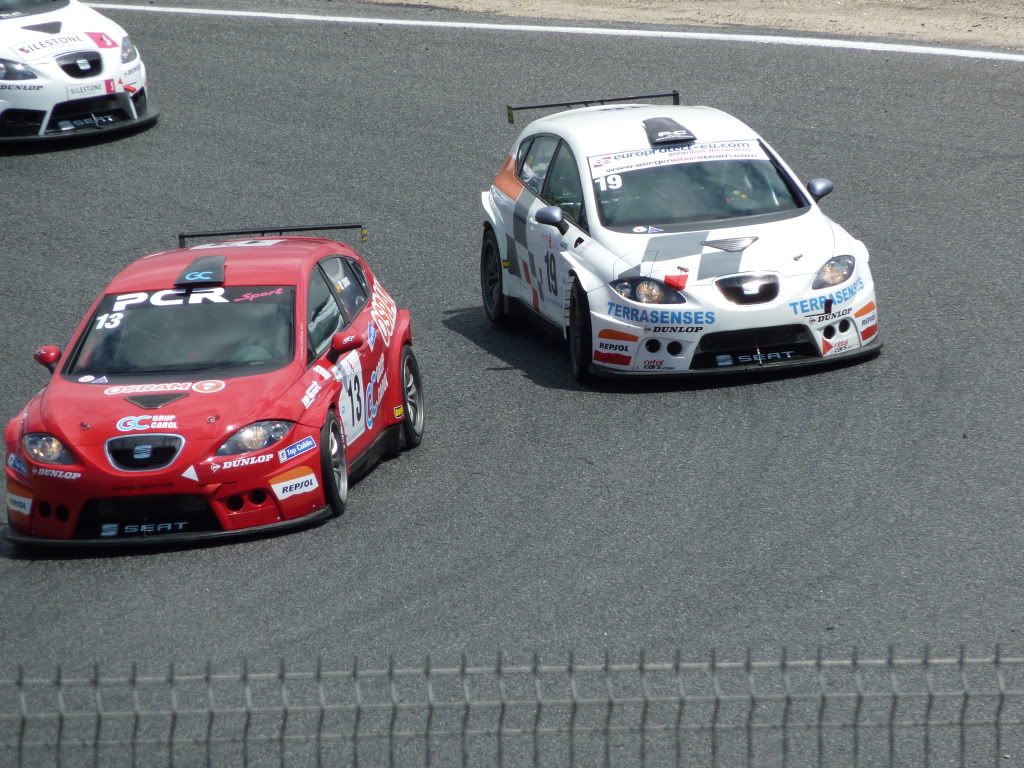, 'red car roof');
104,237,361,293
